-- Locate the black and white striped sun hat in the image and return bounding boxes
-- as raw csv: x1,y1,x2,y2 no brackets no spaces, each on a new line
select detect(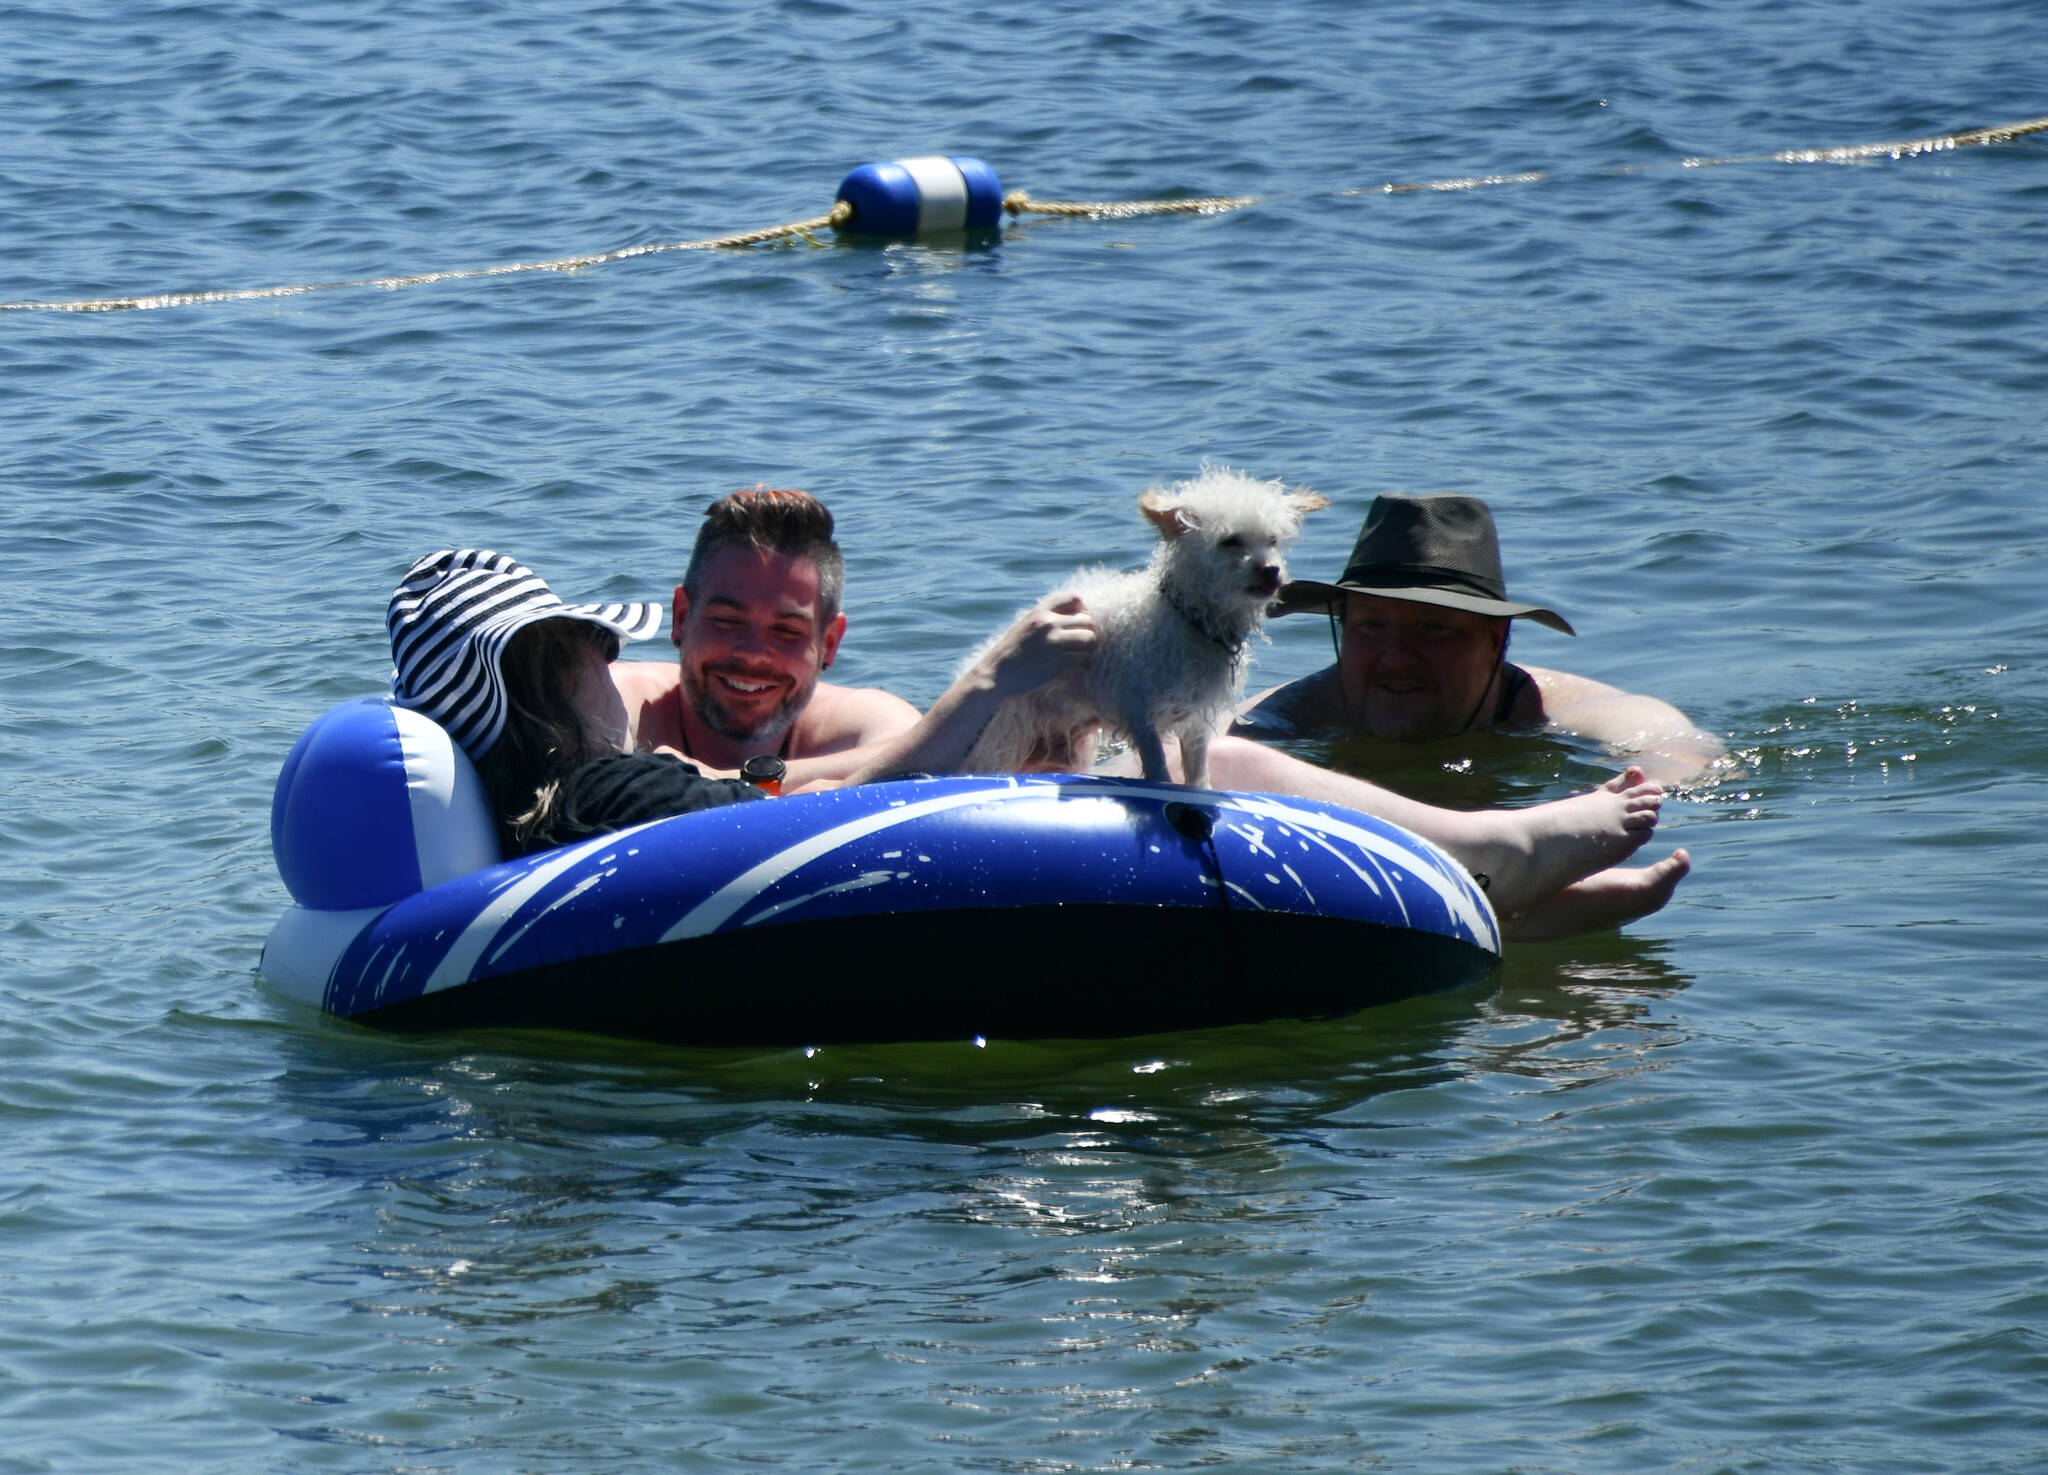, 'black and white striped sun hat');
387,548,663,759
